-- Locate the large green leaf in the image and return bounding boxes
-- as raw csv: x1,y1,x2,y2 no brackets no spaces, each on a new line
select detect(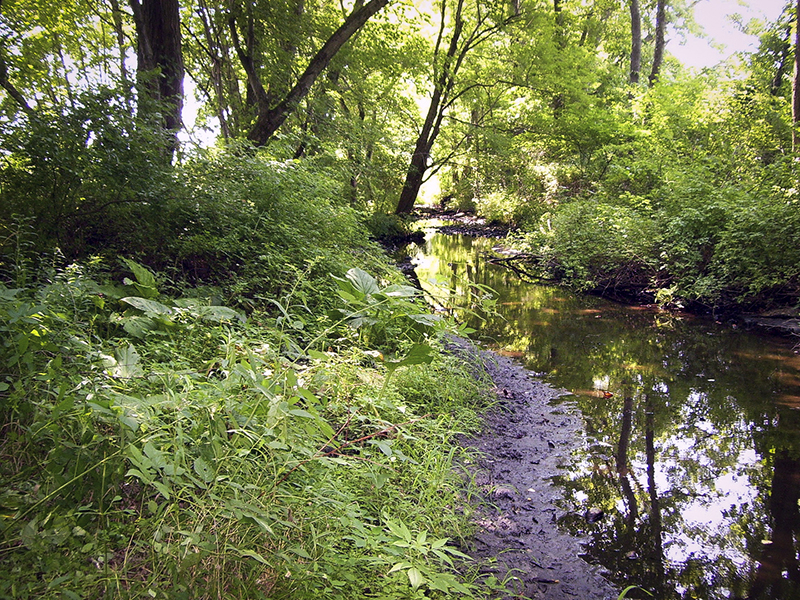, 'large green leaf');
121,296,173,316
381,284,419,298
122,258,159,299
345,267,380,296
386,344,434,372
121,315,157,338
112,344,144,378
